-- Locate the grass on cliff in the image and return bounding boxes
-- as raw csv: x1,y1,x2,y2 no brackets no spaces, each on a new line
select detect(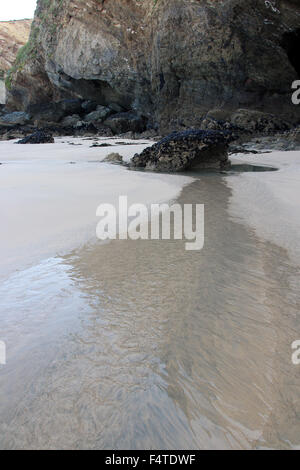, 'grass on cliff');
5,18,43,90
5,0,63,91
5,37,38,90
